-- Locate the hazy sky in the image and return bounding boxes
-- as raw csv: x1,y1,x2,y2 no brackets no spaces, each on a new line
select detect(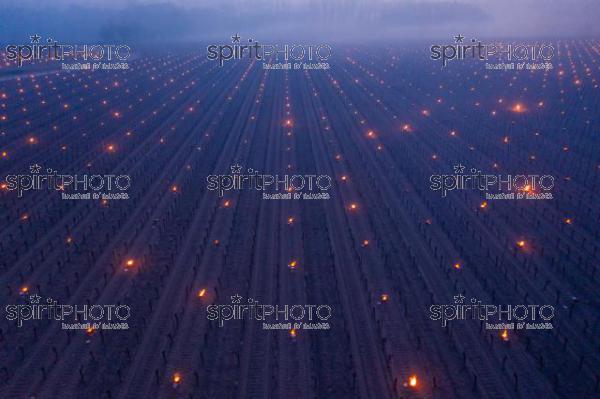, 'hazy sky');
1,0,598,42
